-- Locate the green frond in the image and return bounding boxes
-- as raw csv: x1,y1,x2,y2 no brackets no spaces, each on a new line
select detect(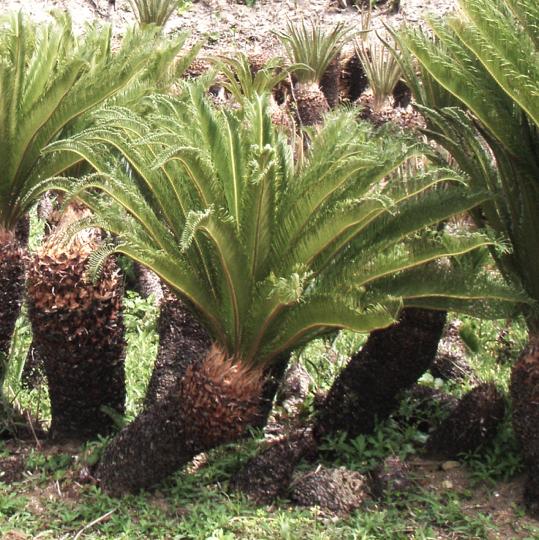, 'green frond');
259,298,401,365
210,53,291,103
275,20,352,83
356,30,402,110
85,239,120,283
367,263,530,319
128,0,179,27
398,0,539,327
0,12,193,229
325,232,499,291
56,87,522,367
